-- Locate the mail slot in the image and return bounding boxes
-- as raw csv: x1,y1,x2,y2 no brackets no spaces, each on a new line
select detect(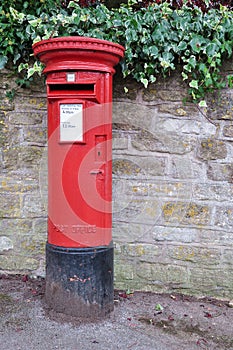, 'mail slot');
33,36,124,318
